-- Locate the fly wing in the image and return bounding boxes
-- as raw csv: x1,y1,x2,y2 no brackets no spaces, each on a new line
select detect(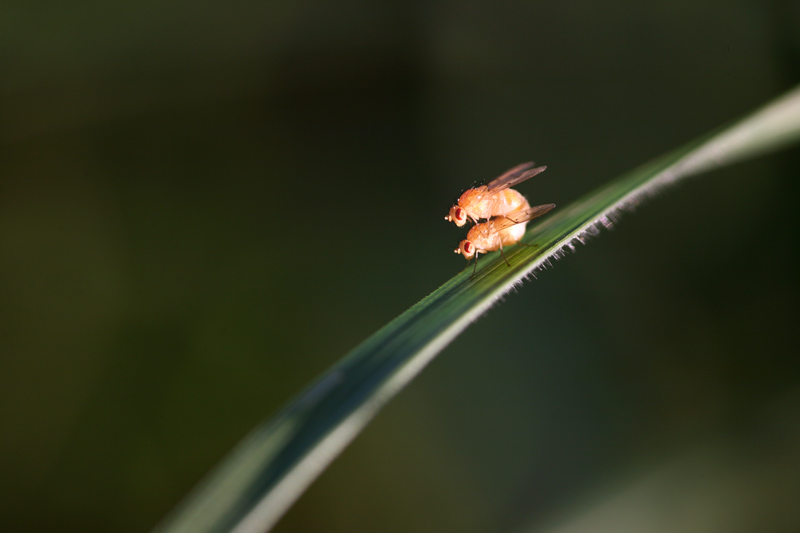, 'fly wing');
484,204,556,236
485,163,547,192
504,203,557,225
487,216,526,233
